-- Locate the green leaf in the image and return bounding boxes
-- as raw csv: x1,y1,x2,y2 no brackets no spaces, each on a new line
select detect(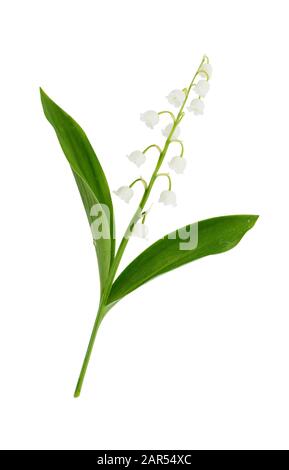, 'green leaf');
108,215,258,304
40,88,114,290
